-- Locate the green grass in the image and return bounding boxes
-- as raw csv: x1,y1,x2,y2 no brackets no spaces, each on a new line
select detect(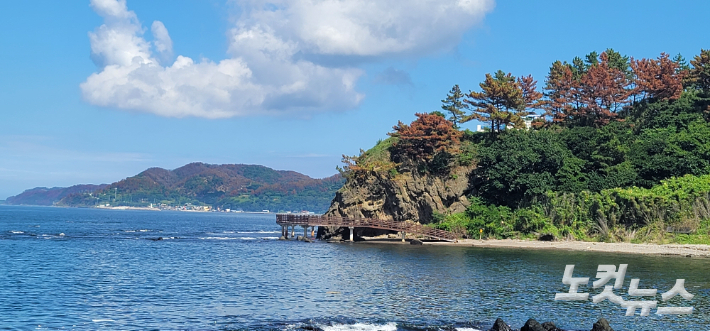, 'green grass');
359,137,397,167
